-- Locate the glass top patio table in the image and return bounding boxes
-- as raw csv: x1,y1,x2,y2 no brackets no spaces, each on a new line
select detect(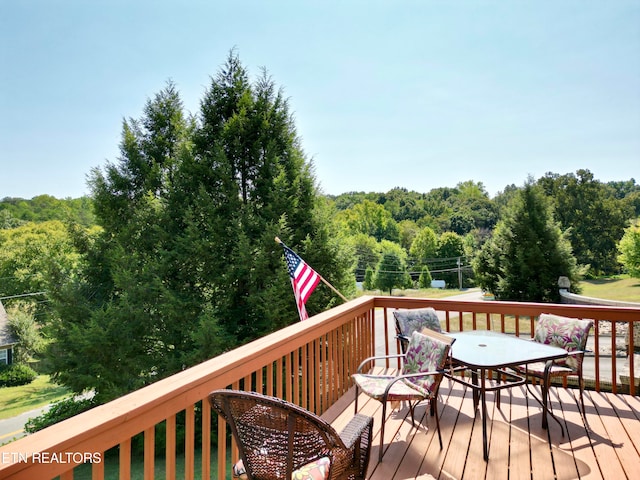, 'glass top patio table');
448,330,568,369
446,330,568,461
